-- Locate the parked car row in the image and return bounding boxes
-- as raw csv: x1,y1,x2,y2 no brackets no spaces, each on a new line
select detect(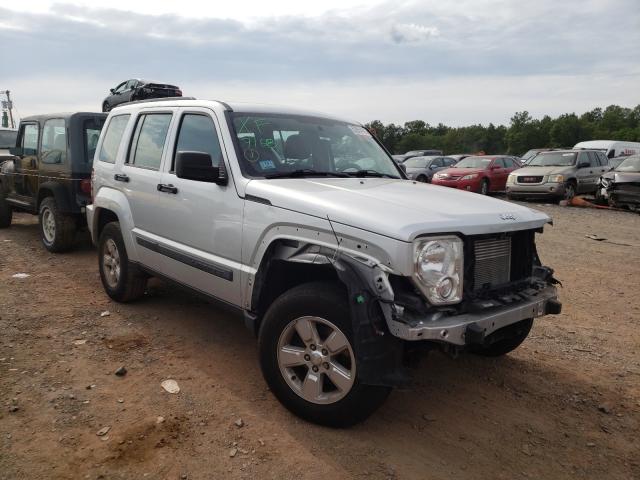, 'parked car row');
0,98,564,427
